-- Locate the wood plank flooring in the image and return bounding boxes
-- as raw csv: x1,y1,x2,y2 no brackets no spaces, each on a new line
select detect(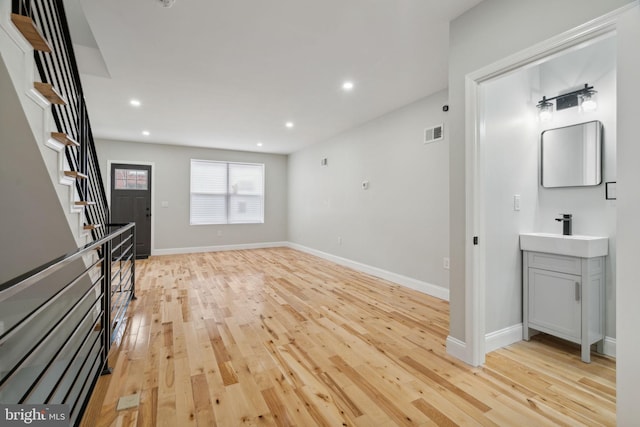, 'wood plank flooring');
81,247,615,426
